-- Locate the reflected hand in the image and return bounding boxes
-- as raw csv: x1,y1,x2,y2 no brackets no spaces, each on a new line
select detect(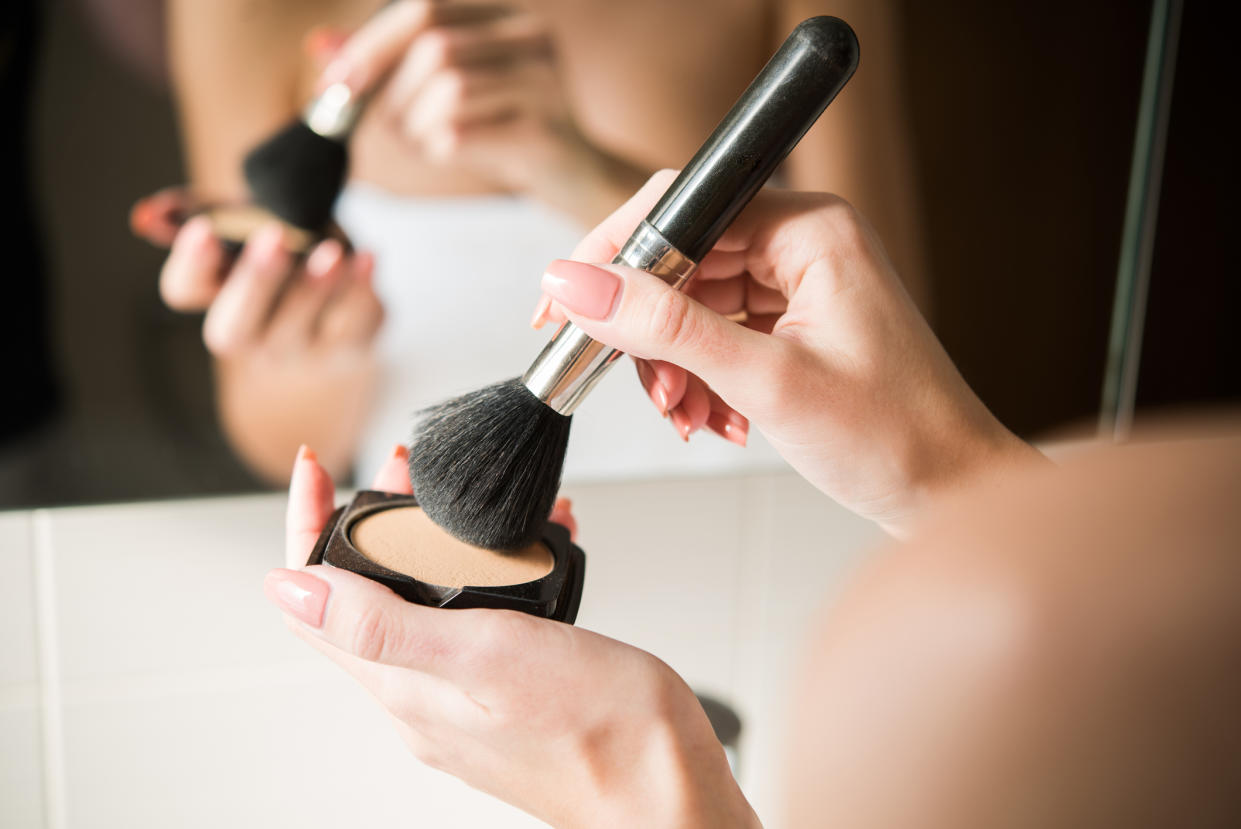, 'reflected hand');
534,172,1042,535
130,189,384,482
272,444,753,828
315,1,643,220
